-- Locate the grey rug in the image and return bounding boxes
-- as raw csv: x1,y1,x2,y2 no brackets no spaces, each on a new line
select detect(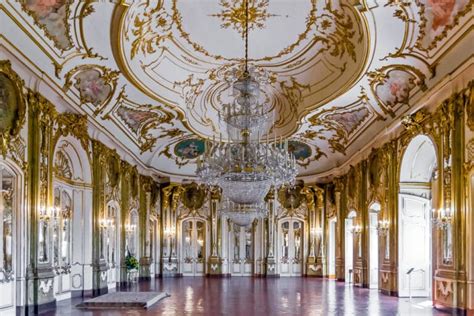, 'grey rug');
76,292,169,310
